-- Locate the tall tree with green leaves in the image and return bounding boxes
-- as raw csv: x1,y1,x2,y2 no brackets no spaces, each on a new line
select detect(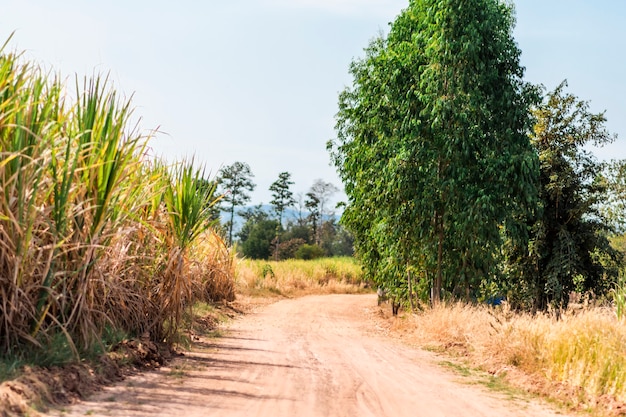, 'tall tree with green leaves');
269,172,296,227
306,179,339,244
308,179,339,223
507,82,622,310
305,191,321,244
217,161,256,245
329,0,539,304
237,205,280,260
604,159,626,233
